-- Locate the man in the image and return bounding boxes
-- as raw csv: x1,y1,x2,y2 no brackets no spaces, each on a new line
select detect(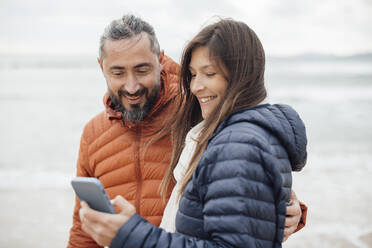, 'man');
68,14,306,247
